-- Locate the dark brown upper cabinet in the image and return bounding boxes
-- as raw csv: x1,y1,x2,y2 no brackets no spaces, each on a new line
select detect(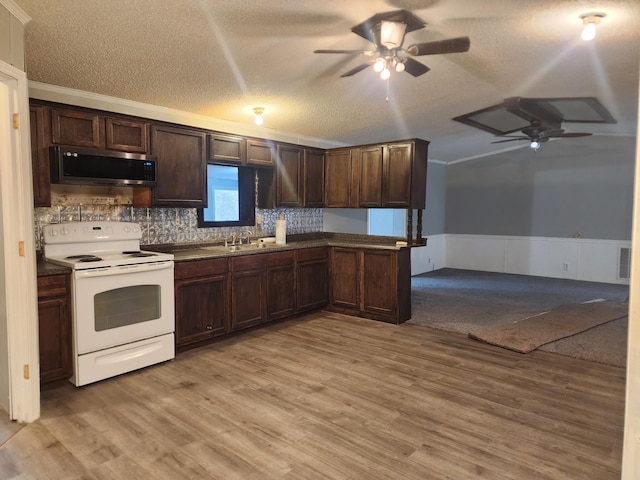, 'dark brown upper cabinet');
105,117,148,153
303,148,325,208
247,139,276,167
150,124,207,207
209,133,247,165
29,104,51,207
324,147,360,208
358,145,385,207
355,139,429,209
50,106,148,153
276,144,303,207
